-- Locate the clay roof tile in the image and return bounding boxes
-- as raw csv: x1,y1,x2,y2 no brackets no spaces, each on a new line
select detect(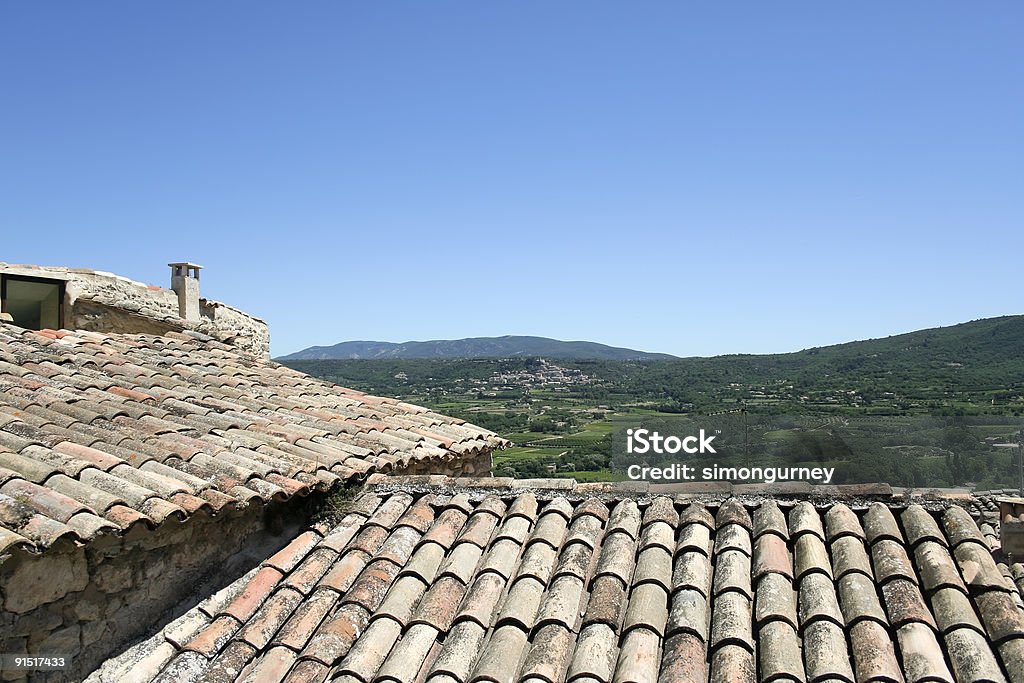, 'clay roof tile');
798,572,845,628
902,504,948,548
848,619,904,683
753,500,790,540
872,538,919,585
882,578,937,630
715,498,752,531
568,623,620,683
426,619,485,682
752,532,793,582
824,502,866,542
606,499,642,539
793,533,833,581
85,485,1024,683
802,619,856,682
712,550,753,600
788,501,825,540
975,590,1024,643
634,546,673,592
831,535,874,580
470,623,529,683
758,620,805,682
943,505,988,548
411,575,468,631
595,530,637,586
754,572,798,630
709,590,753,651
896,621,956,683
708,642,755,683
623,582,669,637
613,627,661,683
